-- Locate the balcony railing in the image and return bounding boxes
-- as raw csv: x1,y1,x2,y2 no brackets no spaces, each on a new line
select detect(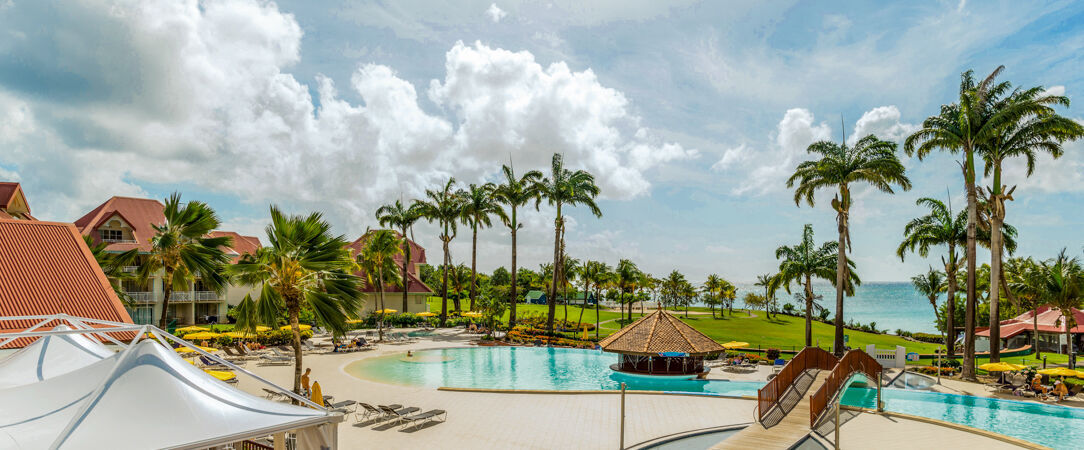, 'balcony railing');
128,292,156,303
194,291,220,301
102,238,138,244
169,292,193,302
122,266,139,273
